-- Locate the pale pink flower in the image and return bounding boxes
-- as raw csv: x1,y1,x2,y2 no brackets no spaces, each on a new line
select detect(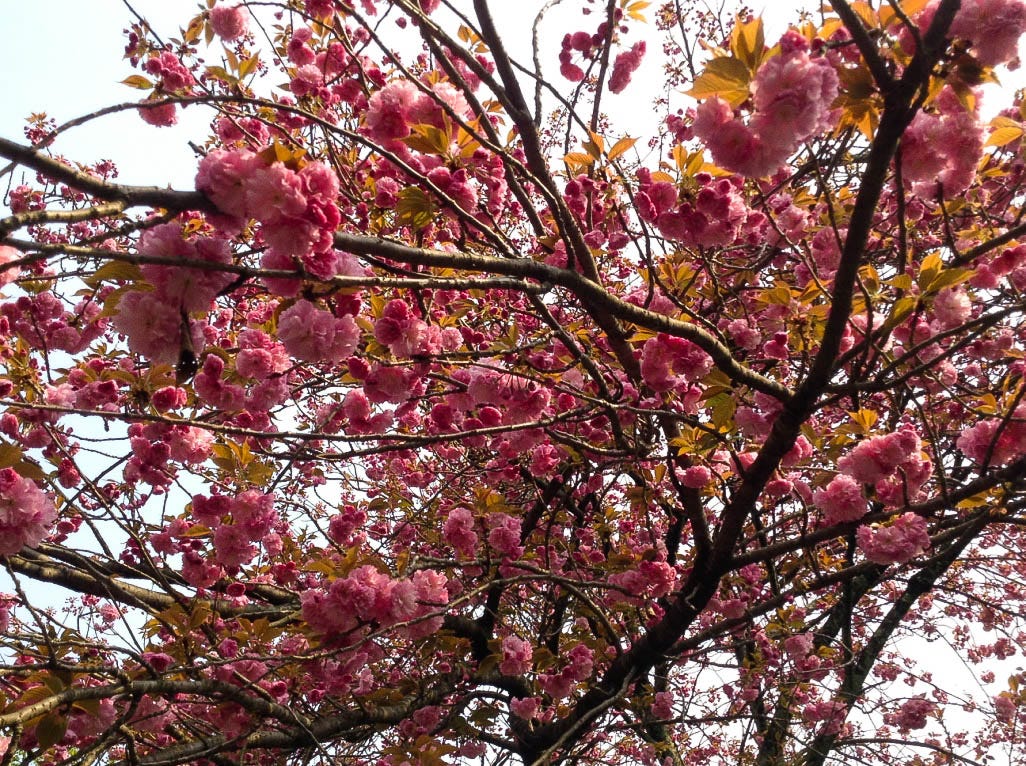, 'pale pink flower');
138,223,234,312
857,512,931,565
500,635,533,675
213,523,258,568
920,0,1026,67
0,468,56,555
838,429,922,485
784,632,815,657
196,148,262,219
411,81,472,129
884,696,935,731
486,512,524,559
641,334,714,392
278,299,360,362
236,329,290,379
932,286,972,329
210,4,248,41
112,291,196,364
566,643,594,680
694,29,838,177
651,691,674,720
0,246,23,286
802,700,848,734
681,465,712,488
510,696,541,720
901,86,983,198
443,507,478,557
365,80,422,141
995,693,1018,723
138,101,178,127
